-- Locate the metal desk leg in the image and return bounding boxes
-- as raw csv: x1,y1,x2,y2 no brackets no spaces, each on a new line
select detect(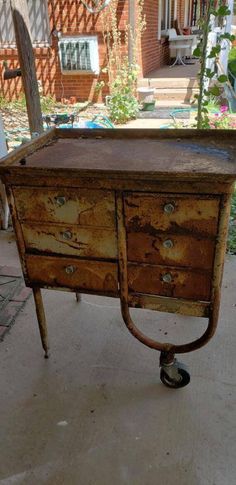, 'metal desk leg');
75,292,81,302
0,182,10,230
33,287,49,358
